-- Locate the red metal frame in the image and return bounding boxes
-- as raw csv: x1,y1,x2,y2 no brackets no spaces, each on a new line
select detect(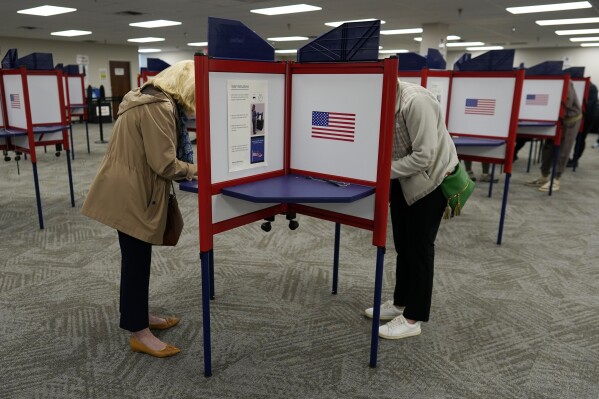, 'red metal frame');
195,55,398,251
